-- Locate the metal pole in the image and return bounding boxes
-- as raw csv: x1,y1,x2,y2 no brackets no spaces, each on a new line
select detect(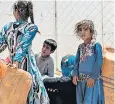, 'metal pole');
101,0,104,45
54,0,58,70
